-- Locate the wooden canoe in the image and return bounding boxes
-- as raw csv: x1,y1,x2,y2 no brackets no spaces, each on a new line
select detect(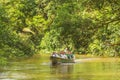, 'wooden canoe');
50,54,75,65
